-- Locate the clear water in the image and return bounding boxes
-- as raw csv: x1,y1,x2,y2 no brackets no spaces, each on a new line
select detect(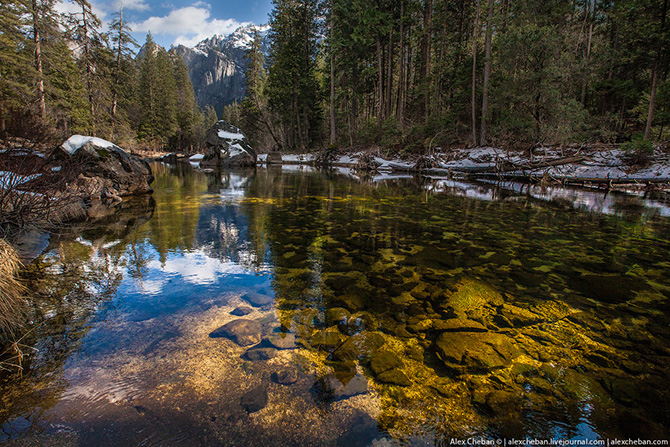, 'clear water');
1,163,669,446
